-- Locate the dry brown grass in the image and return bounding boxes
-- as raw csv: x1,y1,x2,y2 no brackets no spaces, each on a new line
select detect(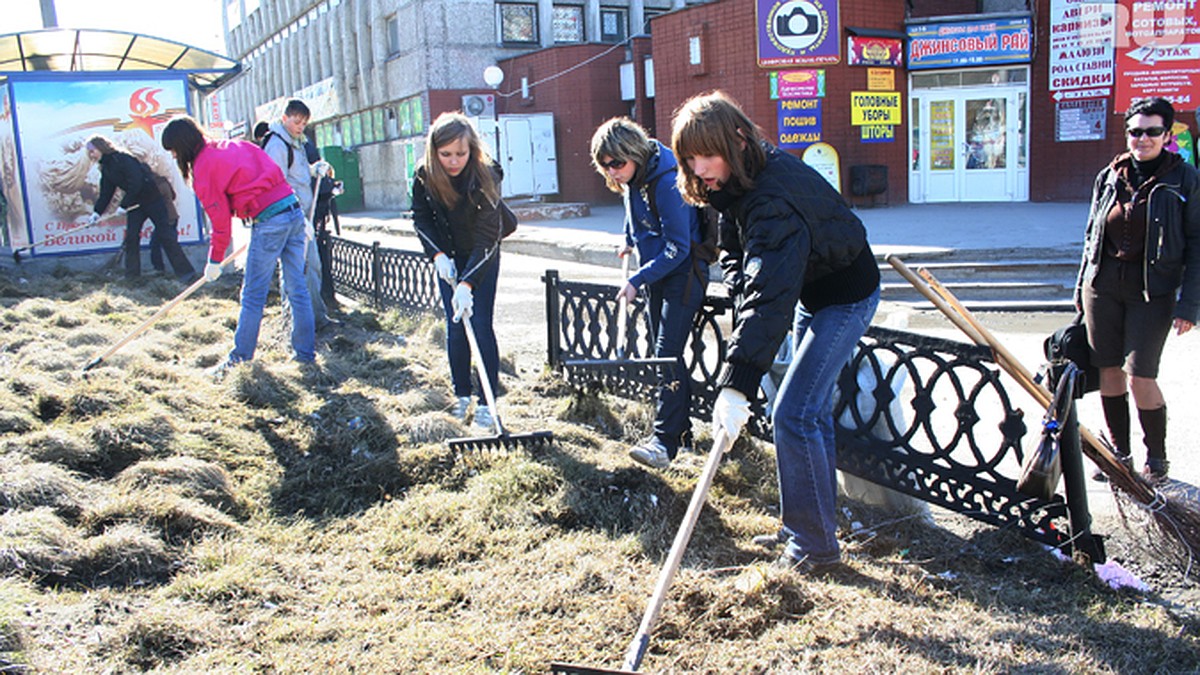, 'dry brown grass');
0,264,1195,673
